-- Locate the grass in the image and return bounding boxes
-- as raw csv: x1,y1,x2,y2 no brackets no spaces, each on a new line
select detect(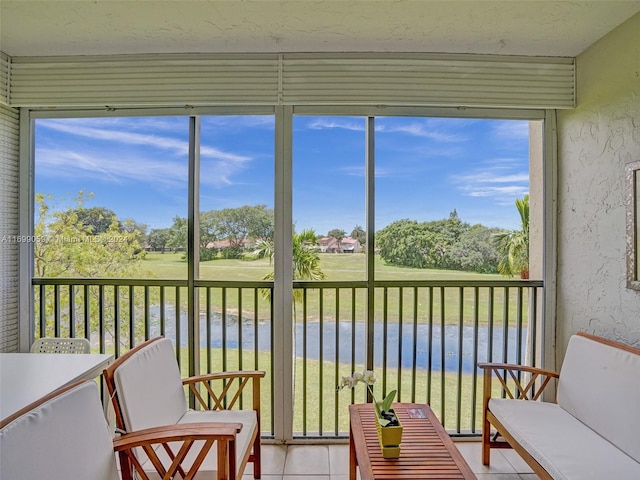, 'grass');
142,252,534,327
143,251,501,282
170,347,503,437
